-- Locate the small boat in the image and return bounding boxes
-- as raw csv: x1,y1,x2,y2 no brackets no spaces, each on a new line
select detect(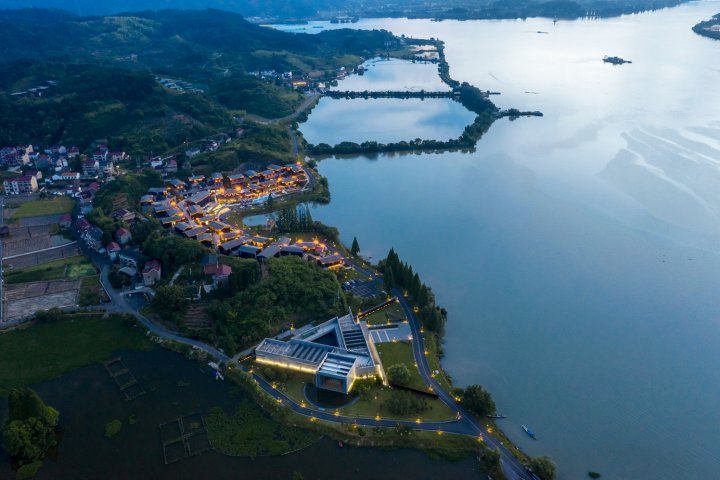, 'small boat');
338,441,344,448
213,370,224,381
522,425,537,439
486,414,507,419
